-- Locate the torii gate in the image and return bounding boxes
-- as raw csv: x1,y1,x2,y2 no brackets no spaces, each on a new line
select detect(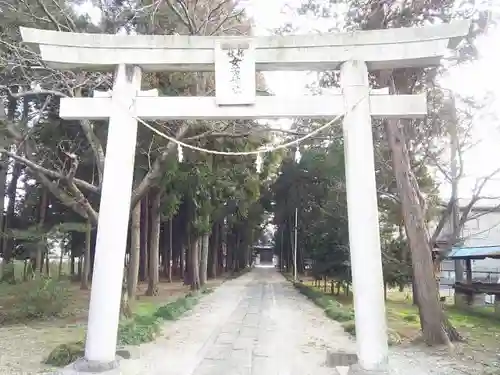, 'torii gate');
21,22,469,374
